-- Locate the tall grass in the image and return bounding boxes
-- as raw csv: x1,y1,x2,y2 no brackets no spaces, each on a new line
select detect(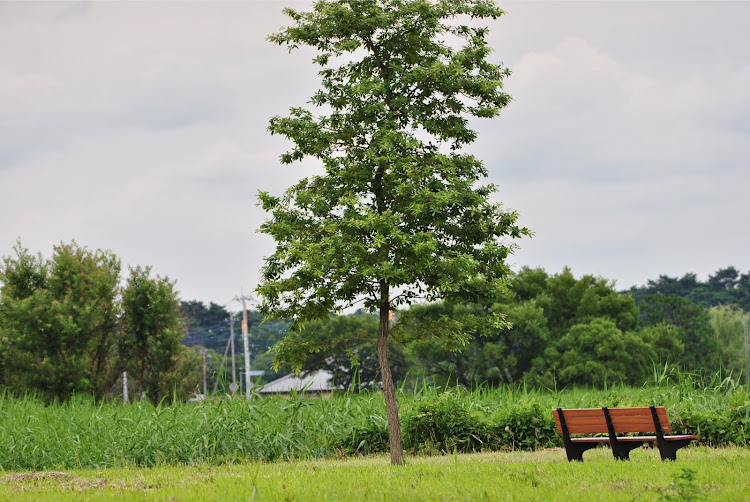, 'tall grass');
1,372,748,471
